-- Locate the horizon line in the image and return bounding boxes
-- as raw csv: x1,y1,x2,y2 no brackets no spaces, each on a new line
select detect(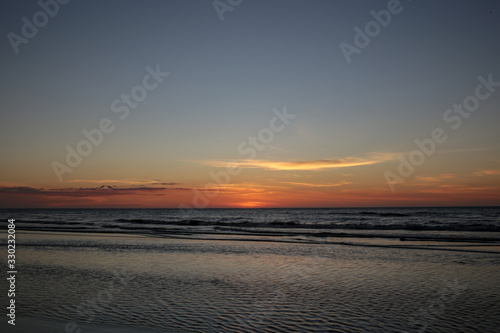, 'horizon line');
2,205,499,210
